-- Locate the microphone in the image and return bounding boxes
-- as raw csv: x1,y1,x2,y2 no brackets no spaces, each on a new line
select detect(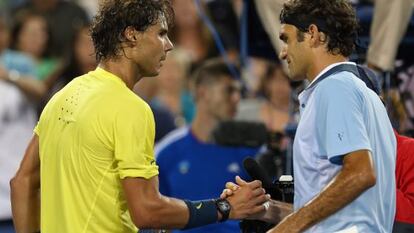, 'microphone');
240,158,279,233
243,157,274,188
243,157,294,203
239,158,294,233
